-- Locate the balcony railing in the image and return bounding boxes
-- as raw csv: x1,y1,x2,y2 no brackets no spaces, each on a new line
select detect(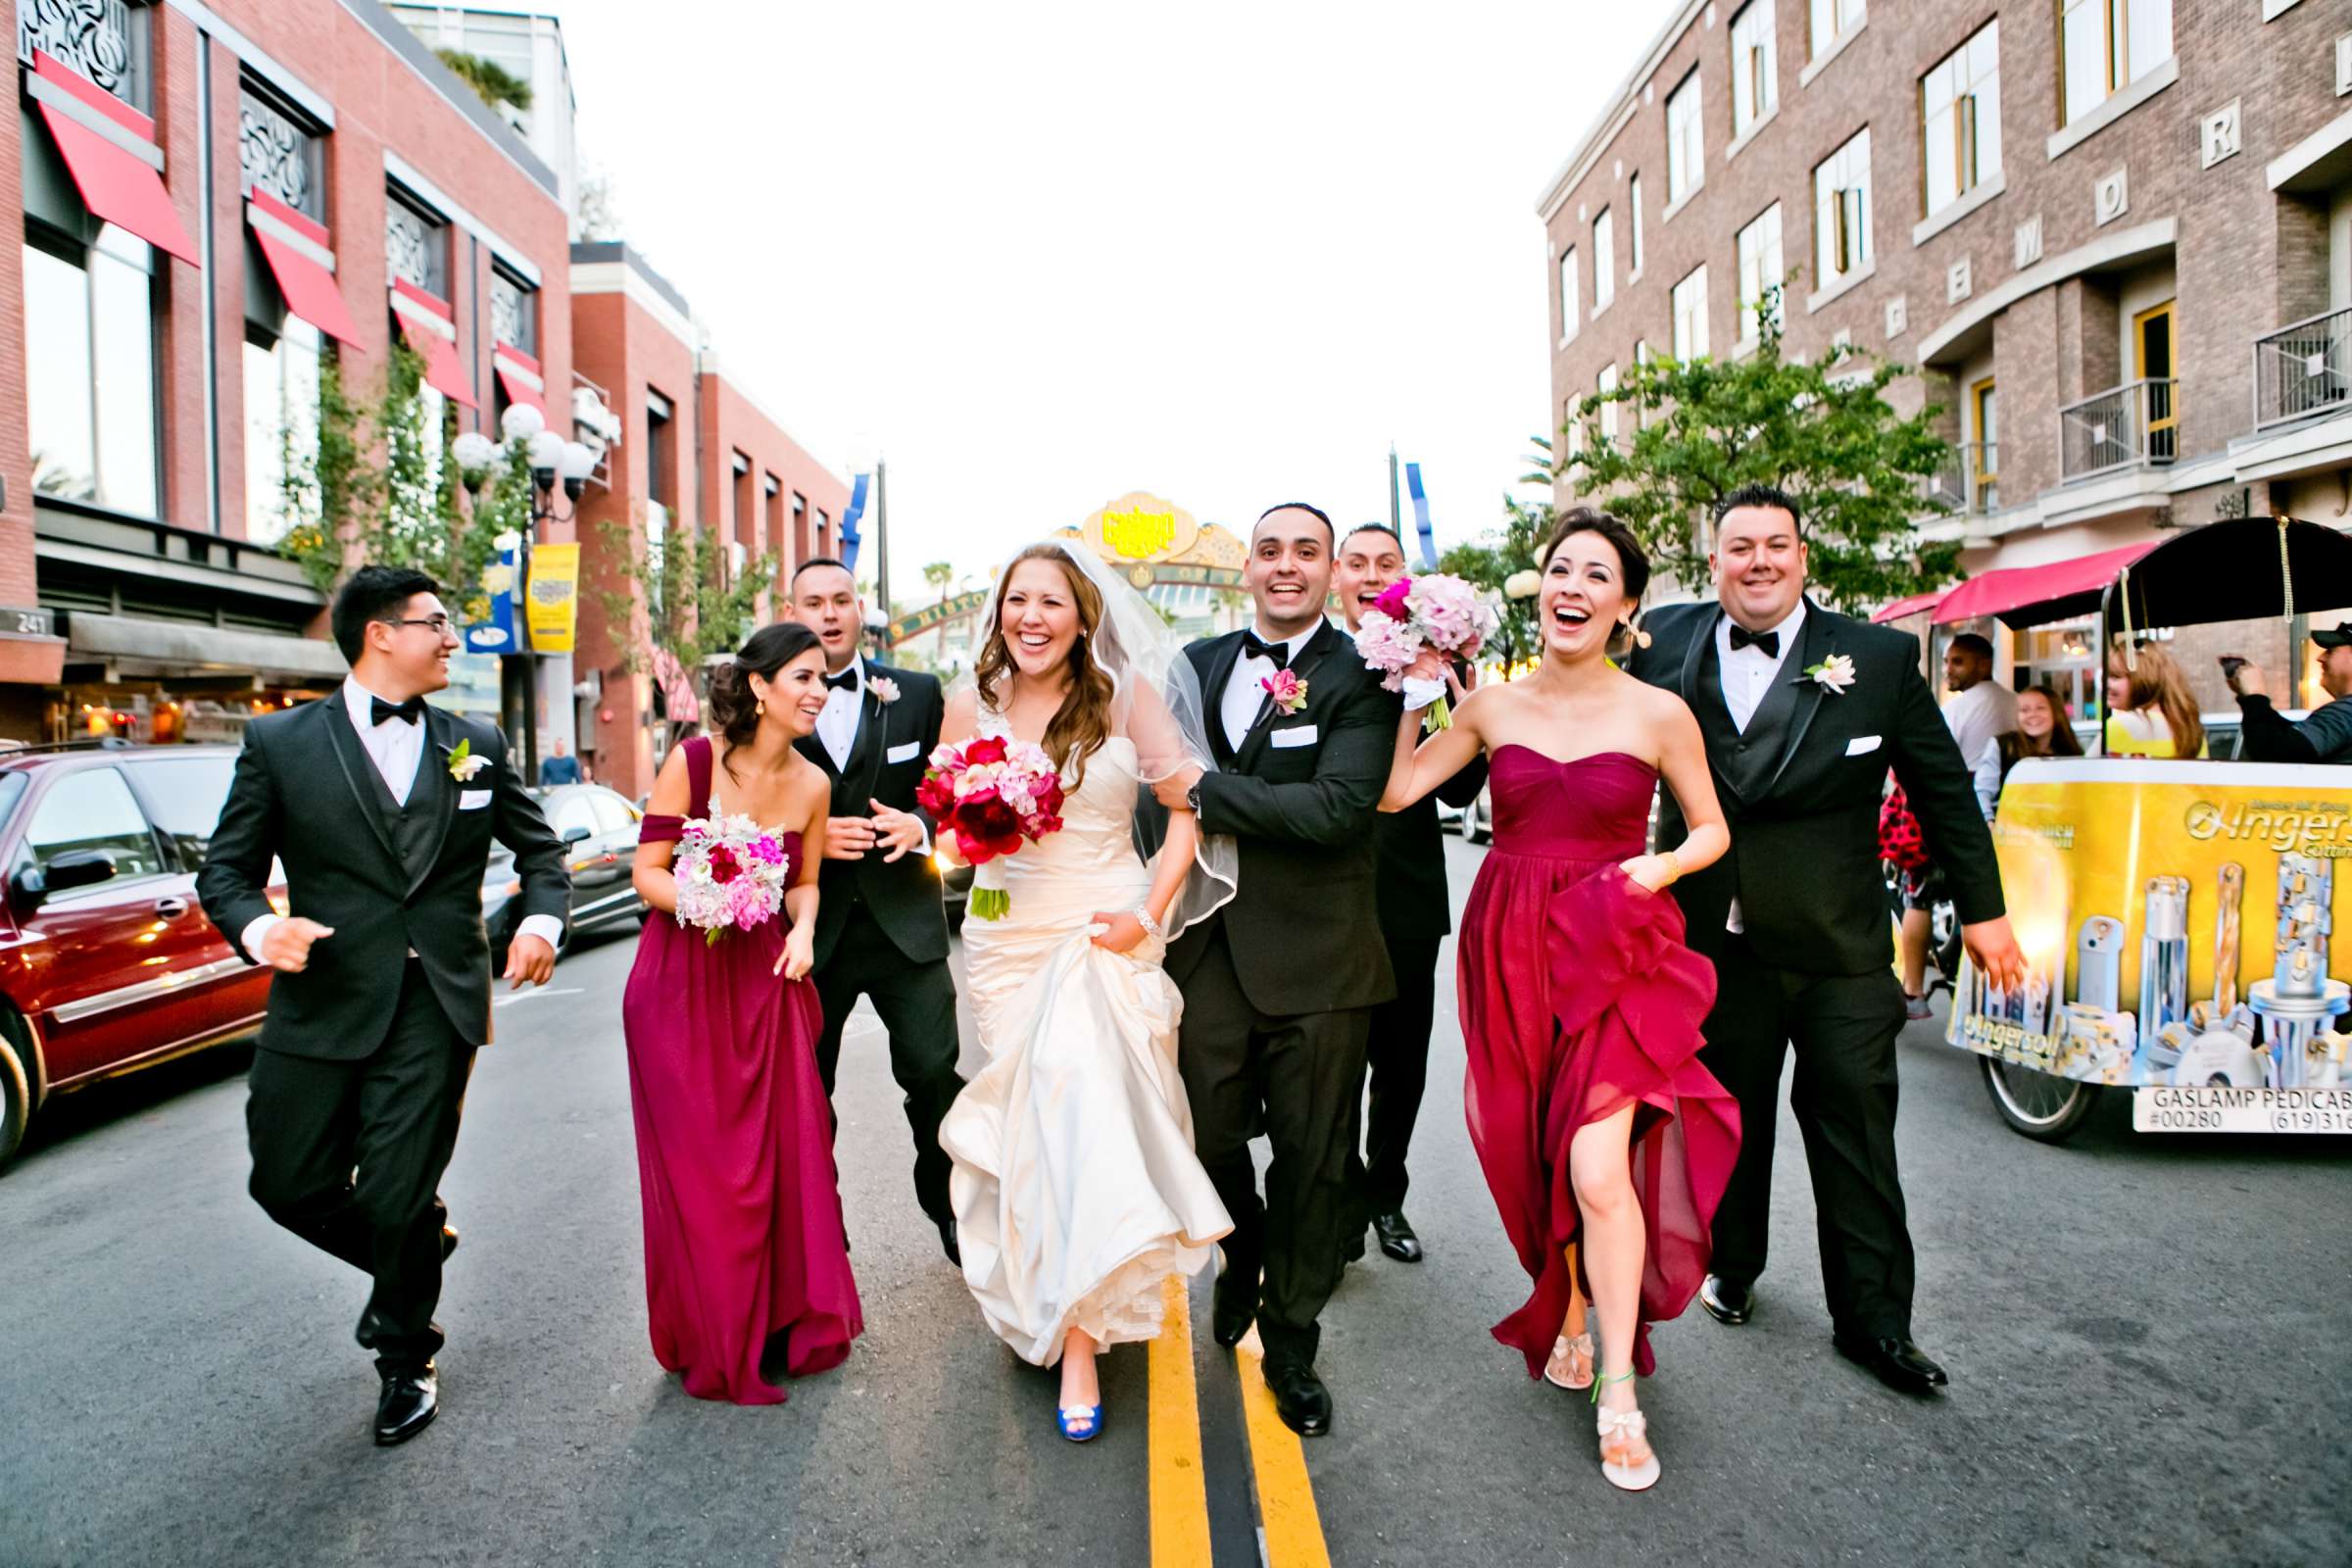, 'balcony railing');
1921,441,1998,514
2060,378,2177,482
2252,305,2351,430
